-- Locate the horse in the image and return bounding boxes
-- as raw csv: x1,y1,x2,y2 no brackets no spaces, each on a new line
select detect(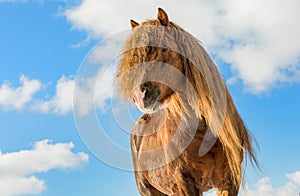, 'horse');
116,8,258,196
